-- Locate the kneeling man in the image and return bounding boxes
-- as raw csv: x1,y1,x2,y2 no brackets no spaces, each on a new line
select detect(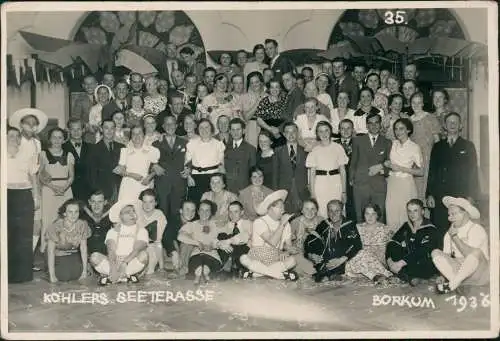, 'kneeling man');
90,200,149,285
386,199,440,285
432,196,489,294
240,190,299,281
